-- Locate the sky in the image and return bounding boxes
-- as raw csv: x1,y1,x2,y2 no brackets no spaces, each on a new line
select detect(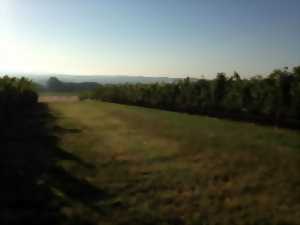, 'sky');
0,0,300,77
